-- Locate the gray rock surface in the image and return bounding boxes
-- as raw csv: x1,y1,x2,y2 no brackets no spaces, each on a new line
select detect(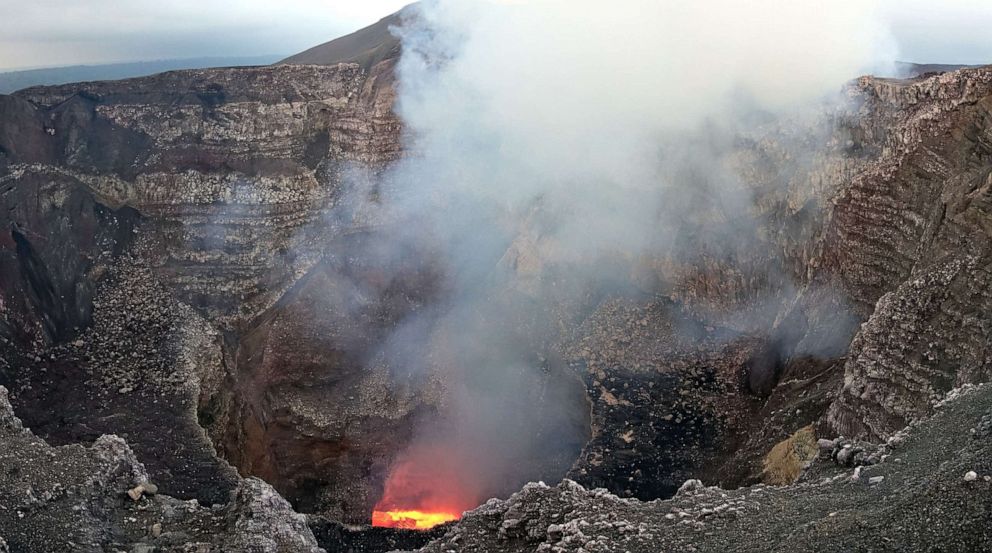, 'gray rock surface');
0,386,323,553
417,384,992,553
826,70,992,440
